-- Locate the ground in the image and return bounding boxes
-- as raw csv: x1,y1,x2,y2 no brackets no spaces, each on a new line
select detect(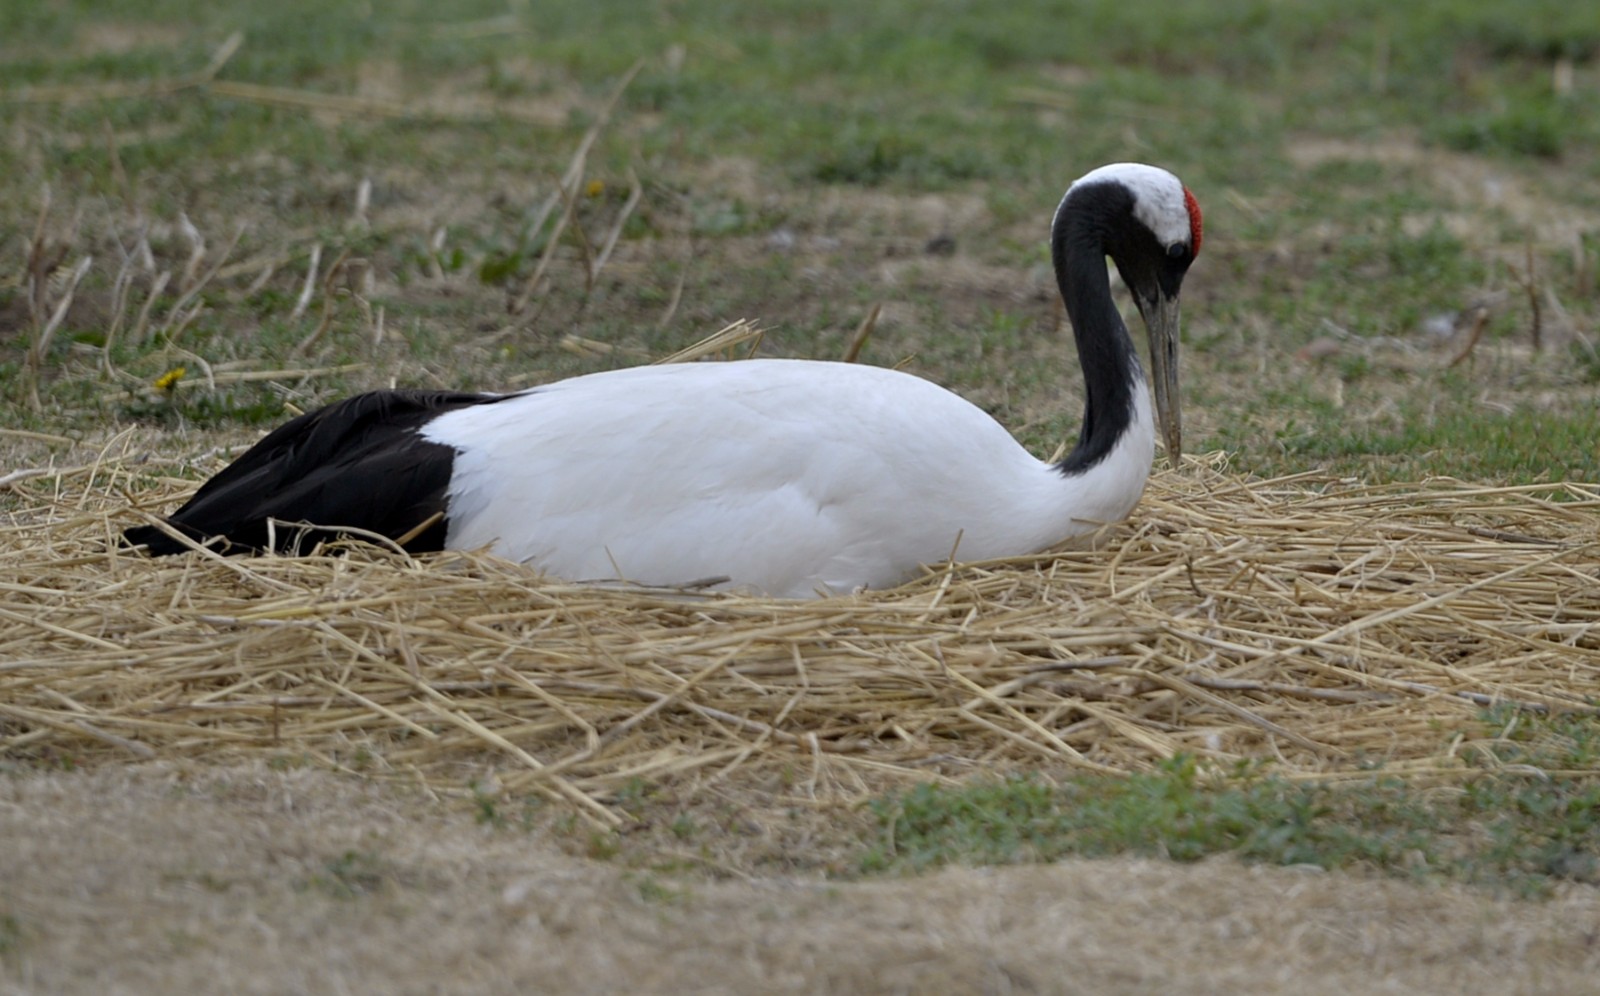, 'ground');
2,764,1597,995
